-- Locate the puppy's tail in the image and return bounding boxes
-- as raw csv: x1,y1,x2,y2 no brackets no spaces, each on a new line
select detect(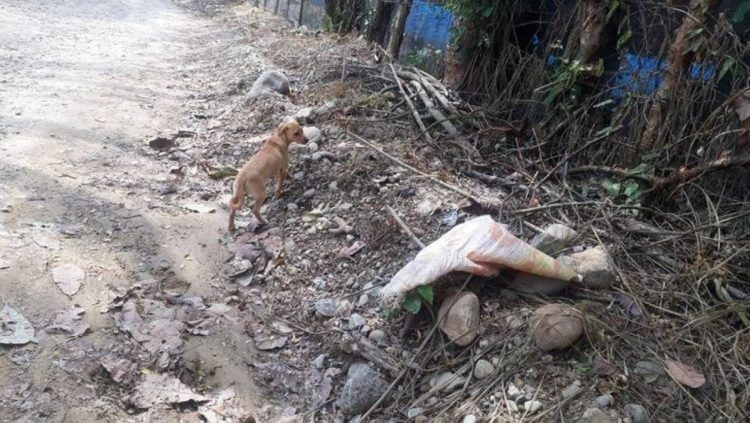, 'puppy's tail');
229,184,245,210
